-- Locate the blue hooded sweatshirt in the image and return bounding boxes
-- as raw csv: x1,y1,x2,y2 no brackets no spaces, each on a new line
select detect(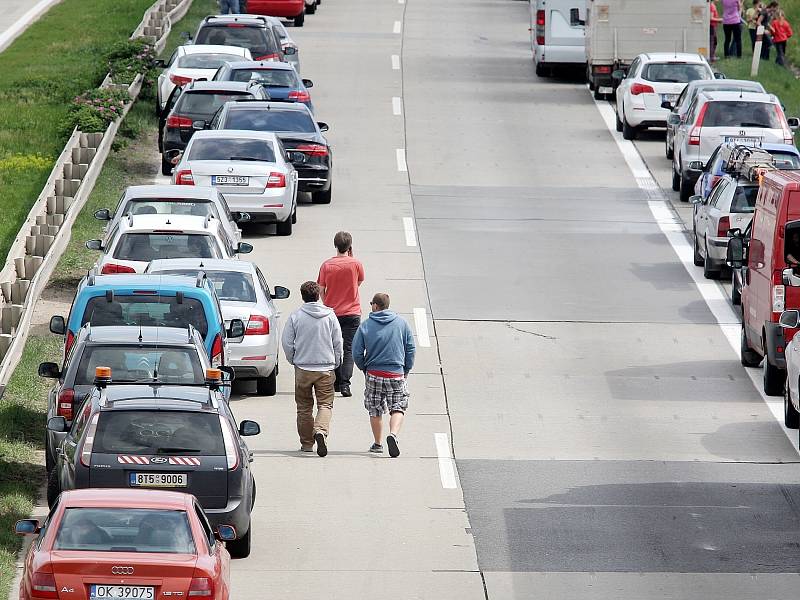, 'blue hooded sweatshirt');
352,310,416,375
